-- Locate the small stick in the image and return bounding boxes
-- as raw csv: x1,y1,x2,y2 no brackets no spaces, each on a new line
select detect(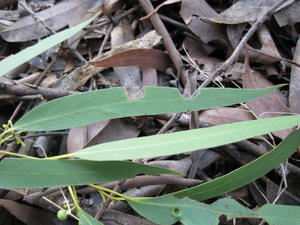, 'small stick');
195,0,289,92
139,0,186,85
